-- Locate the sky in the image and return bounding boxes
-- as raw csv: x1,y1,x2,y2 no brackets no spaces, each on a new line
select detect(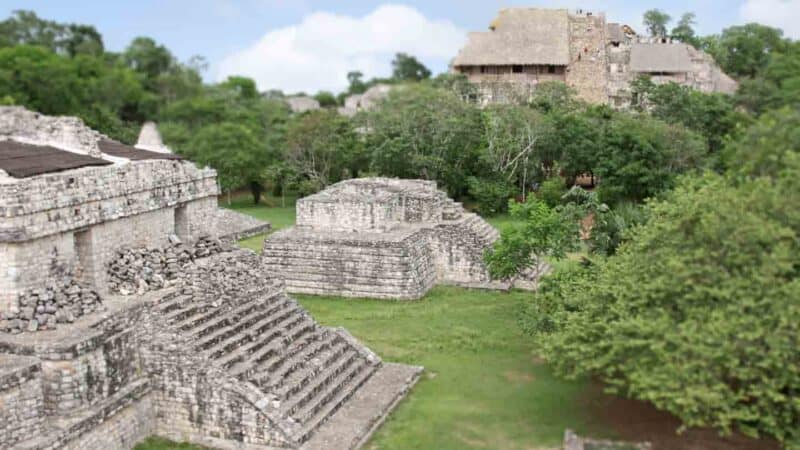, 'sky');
2,0,799,94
